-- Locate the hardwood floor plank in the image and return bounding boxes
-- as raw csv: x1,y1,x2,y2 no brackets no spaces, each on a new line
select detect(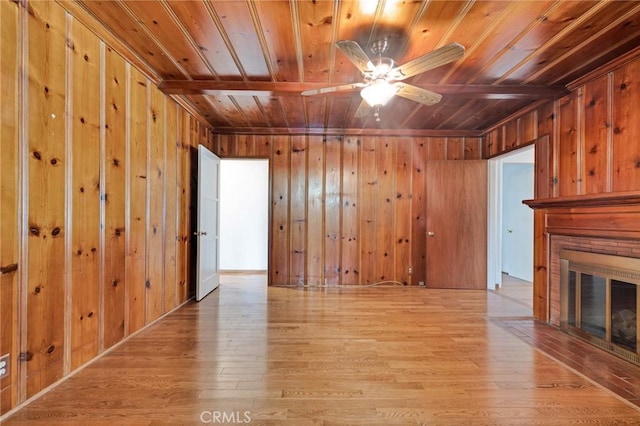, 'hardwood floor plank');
3,274,640,424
